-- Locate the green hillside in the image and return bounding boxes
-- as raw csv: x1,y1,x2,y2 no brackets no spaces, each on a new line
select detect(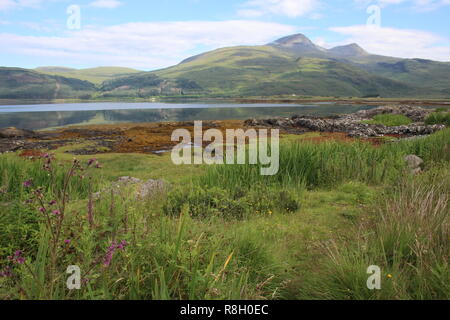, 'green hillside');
100,34,448,98
90,44,421,98
0,67,96,99
355,59,450,94
99,73,203,98
3,34,450,99
35,66,141,85
150,46,421,97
